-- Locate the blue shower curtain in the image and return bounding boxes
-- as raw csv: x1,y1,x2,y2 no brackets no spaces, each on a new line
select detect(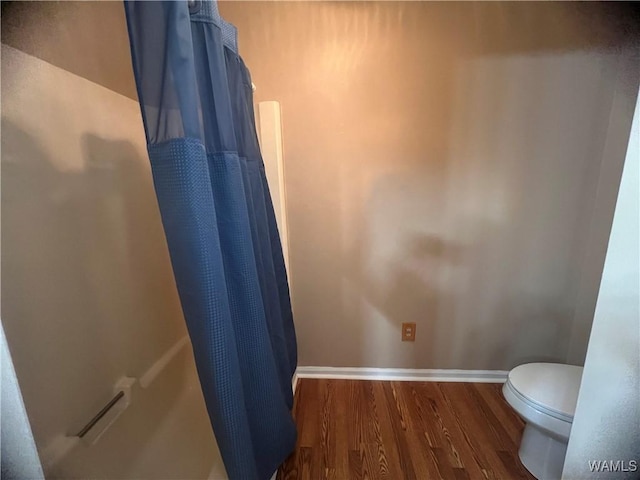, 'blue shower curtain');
124,2,297,478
